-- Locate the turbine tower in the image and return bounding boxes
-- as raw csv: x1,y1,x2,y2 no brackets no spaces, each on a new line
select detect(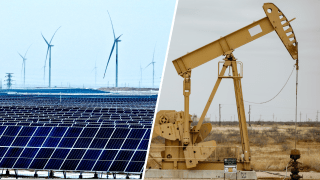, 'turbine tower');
103,11,122,87
145,44,156,88
42,26,61,88
18,45,32,88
